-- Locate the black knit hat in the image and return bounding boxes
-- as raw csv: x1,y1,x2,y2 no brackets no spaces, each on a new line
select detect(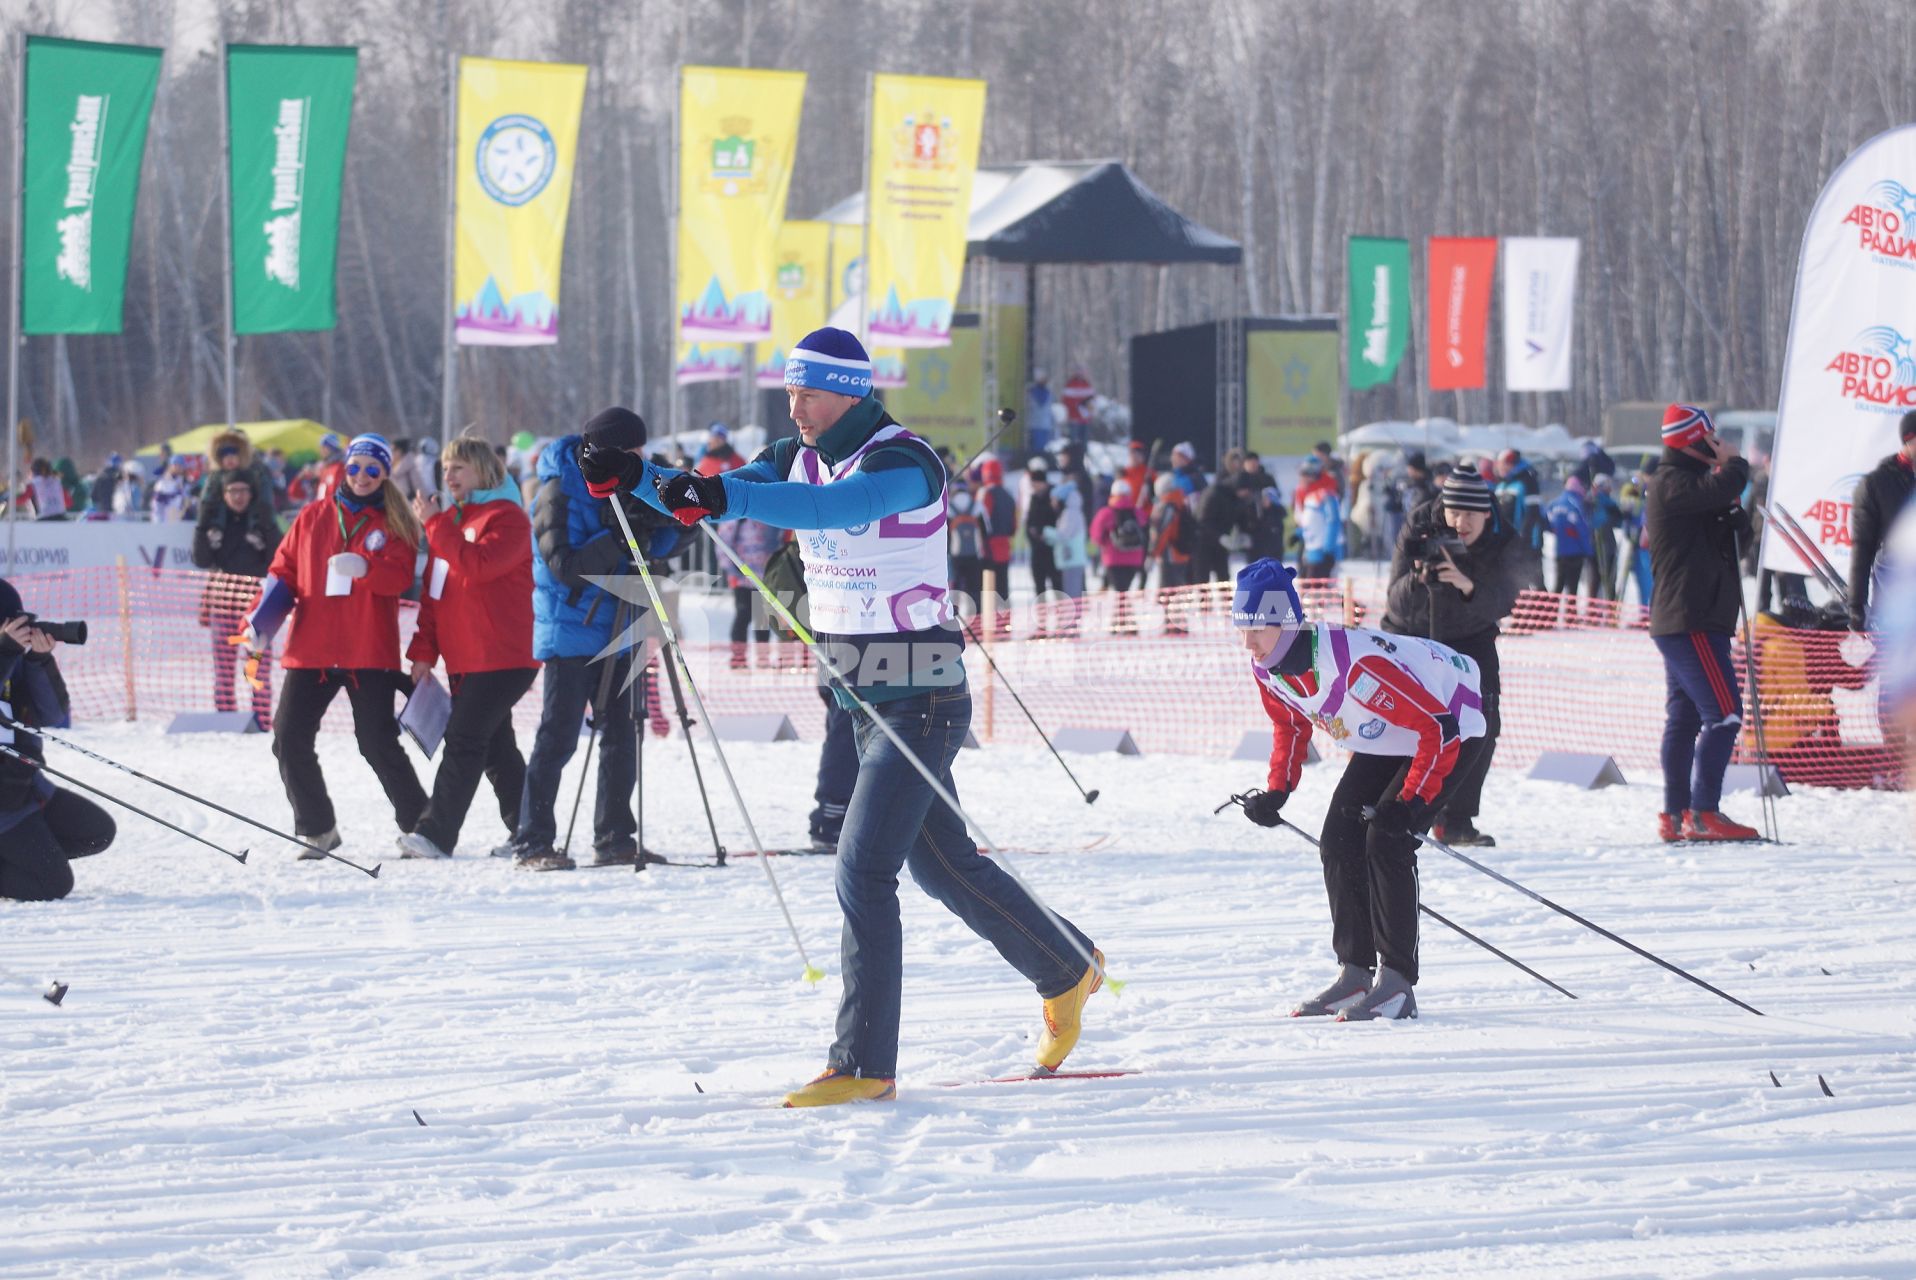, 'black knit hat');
1901,409,1916,443
1440,469,1495,513
582,407,648,451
